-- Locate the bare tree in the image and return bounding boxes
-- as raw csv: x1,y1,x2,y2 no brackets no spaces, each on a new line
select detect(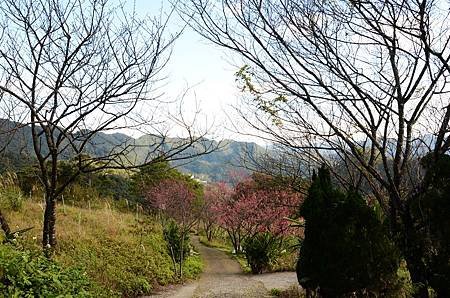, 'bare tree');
239,145,314,195
0,0,216,253
182,0,450,296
